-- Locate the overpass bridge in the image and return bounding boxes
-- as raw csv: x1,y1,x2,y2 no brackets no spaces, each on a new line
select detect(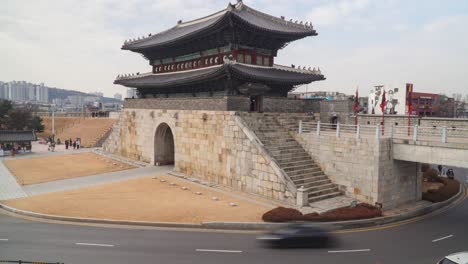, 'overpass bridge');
297,120,468,169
